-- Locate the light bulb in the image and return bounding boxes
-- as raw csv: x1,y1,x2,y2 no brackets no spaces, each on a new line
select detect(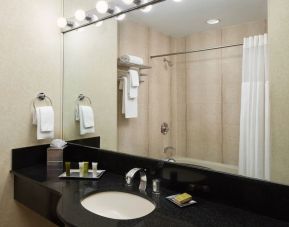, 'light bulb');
96,0,109,14
114,7,126,21
75,9,86,21
122,0,134,4
173,0,182,2
57,17,67,28
141,0,152,13
95,21,103,27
